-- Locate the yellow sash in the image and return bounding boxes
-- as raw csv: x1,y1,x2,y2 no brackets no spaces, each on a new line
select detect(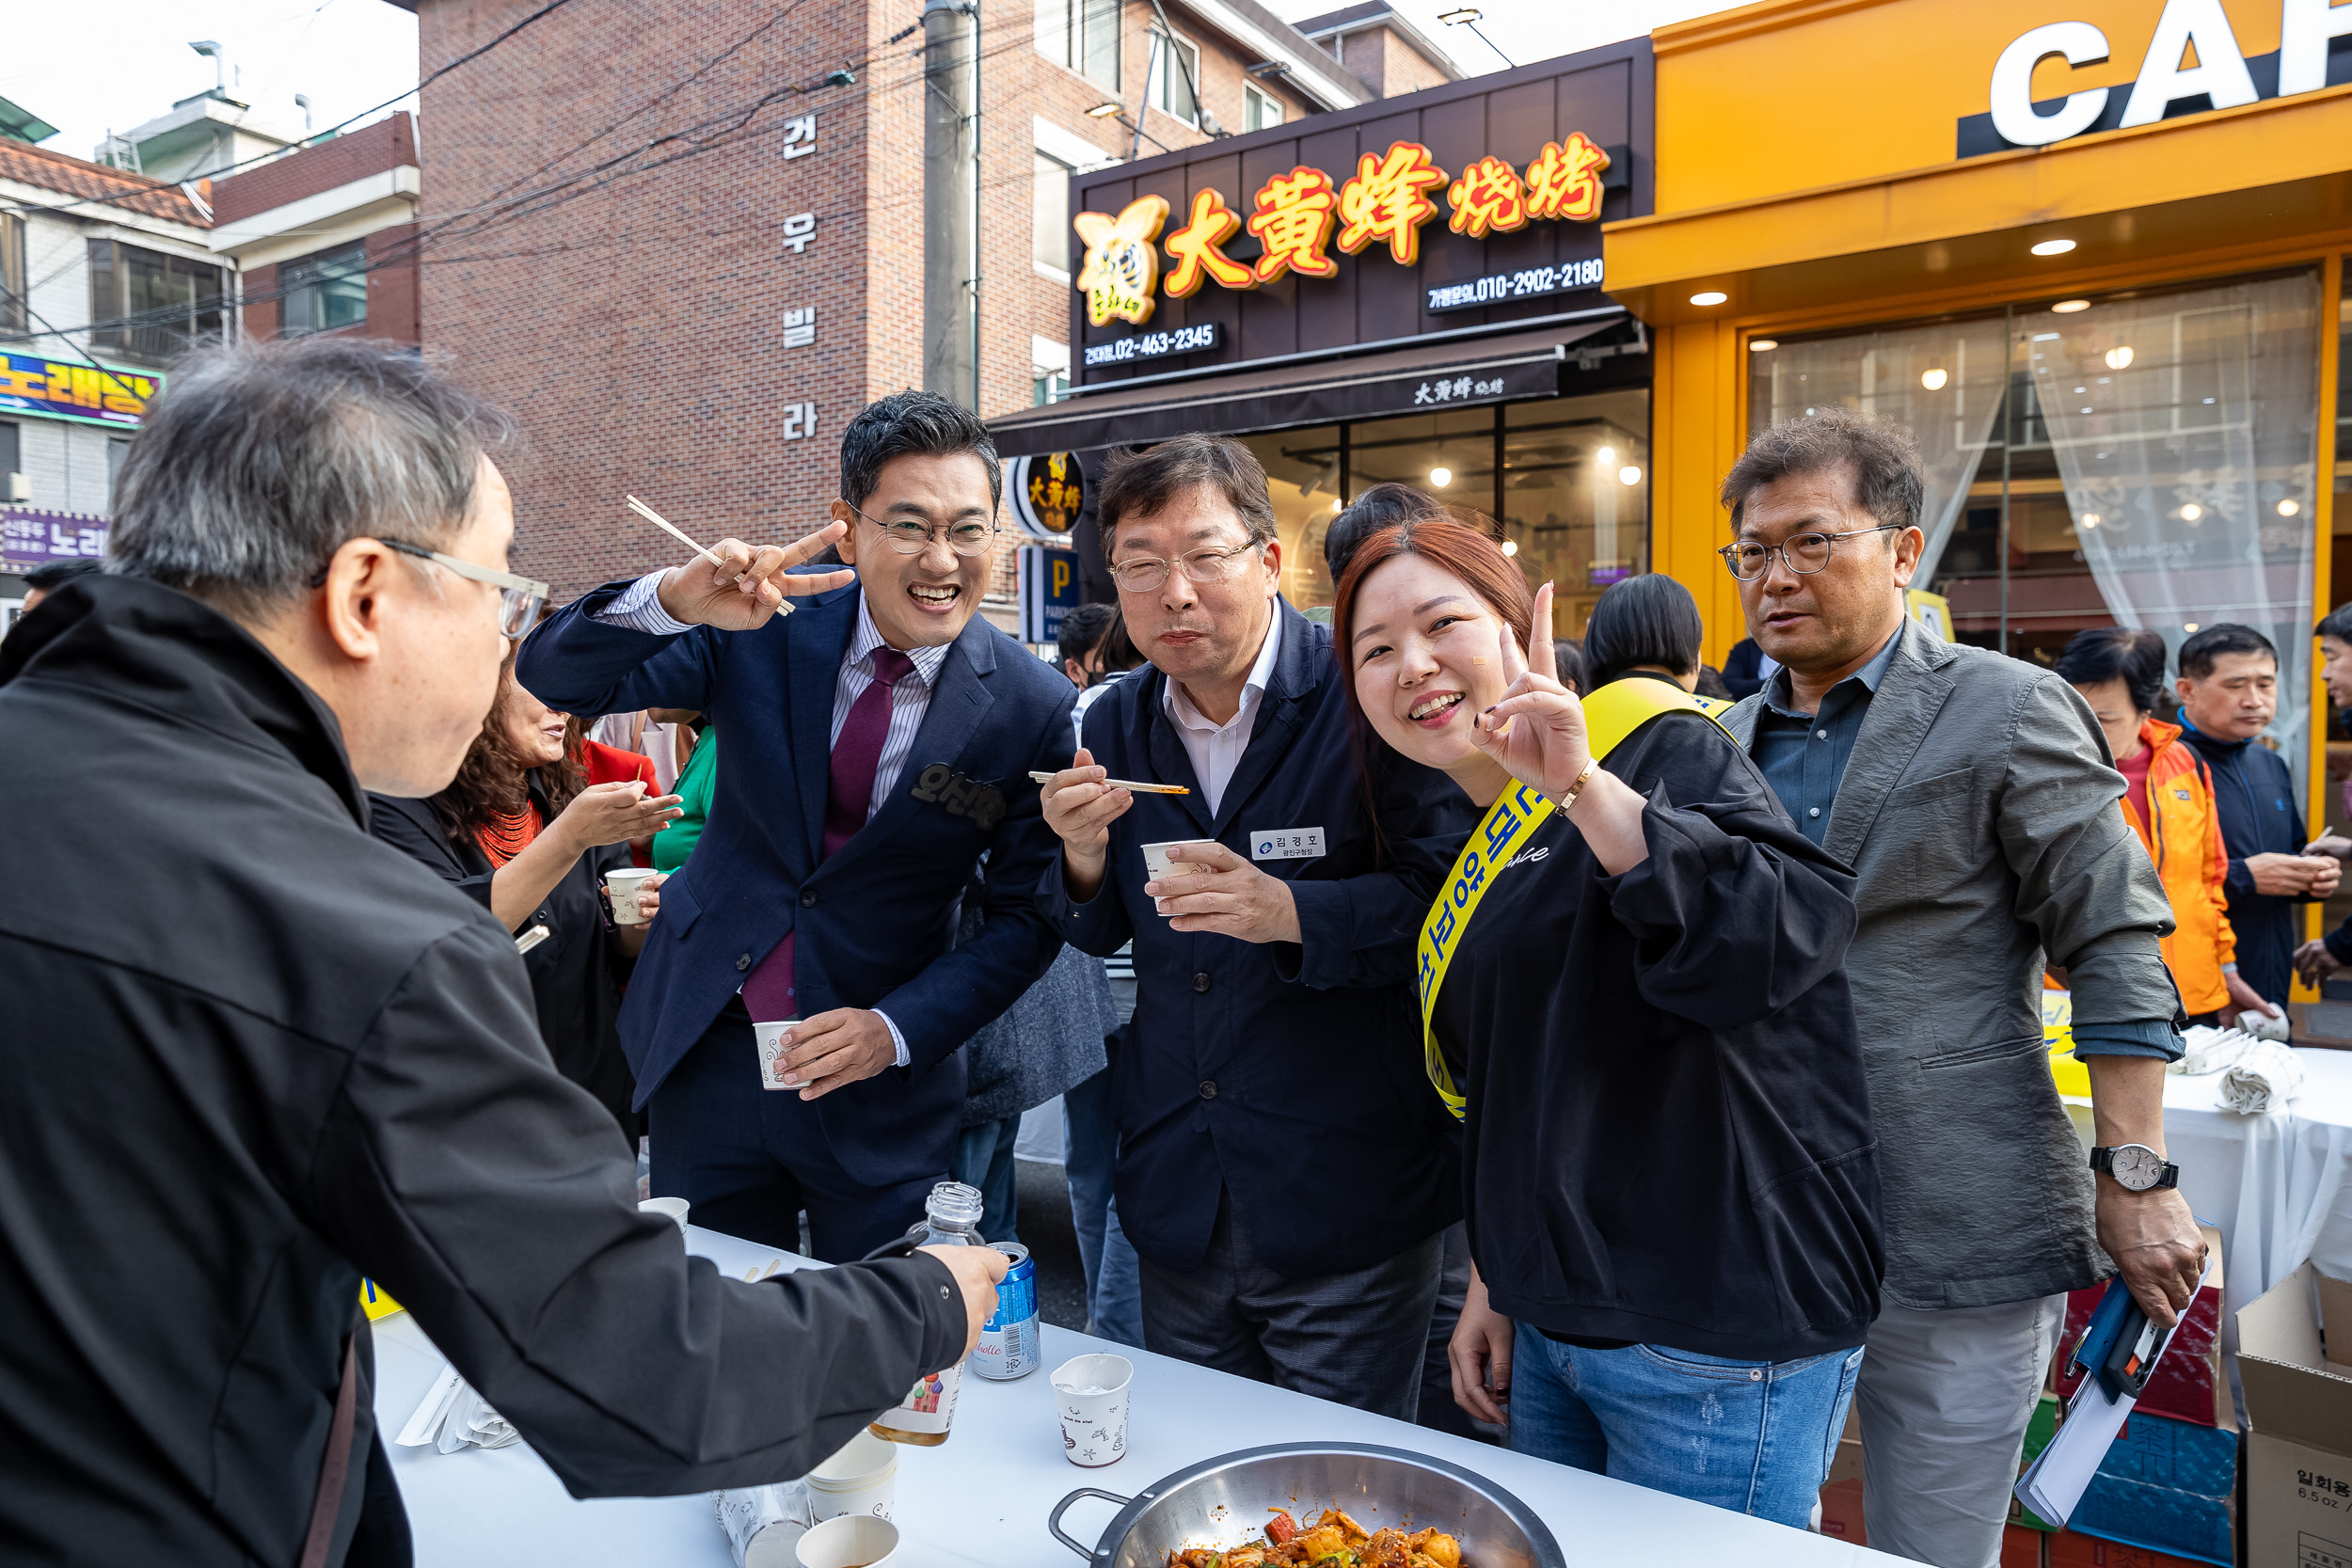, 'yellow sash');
1416,679,1732,1120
